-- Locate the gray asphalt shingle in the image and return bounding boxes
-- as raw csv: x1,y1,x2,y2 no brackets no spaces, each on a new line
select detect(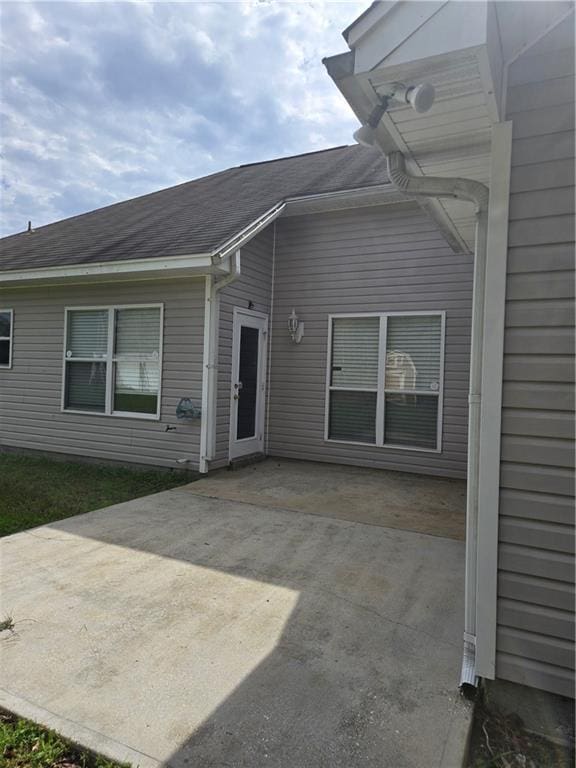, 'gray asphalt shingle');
0,144,389,272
